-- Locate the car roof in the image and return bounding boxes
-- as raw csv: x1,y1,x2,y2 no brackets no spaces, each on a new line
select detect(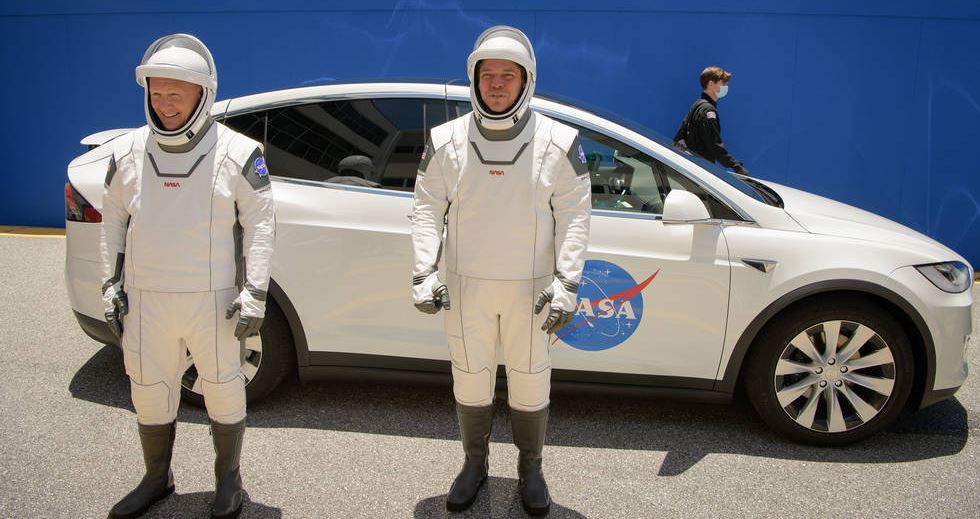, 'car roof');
223,82,450,116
